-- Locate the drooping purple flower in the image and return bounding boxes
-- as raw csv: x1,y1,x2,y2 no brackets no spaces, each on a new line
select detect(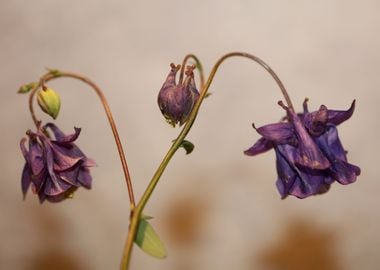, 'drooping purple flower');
245,100,360,199
158,63,200,126
20,123,96,203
